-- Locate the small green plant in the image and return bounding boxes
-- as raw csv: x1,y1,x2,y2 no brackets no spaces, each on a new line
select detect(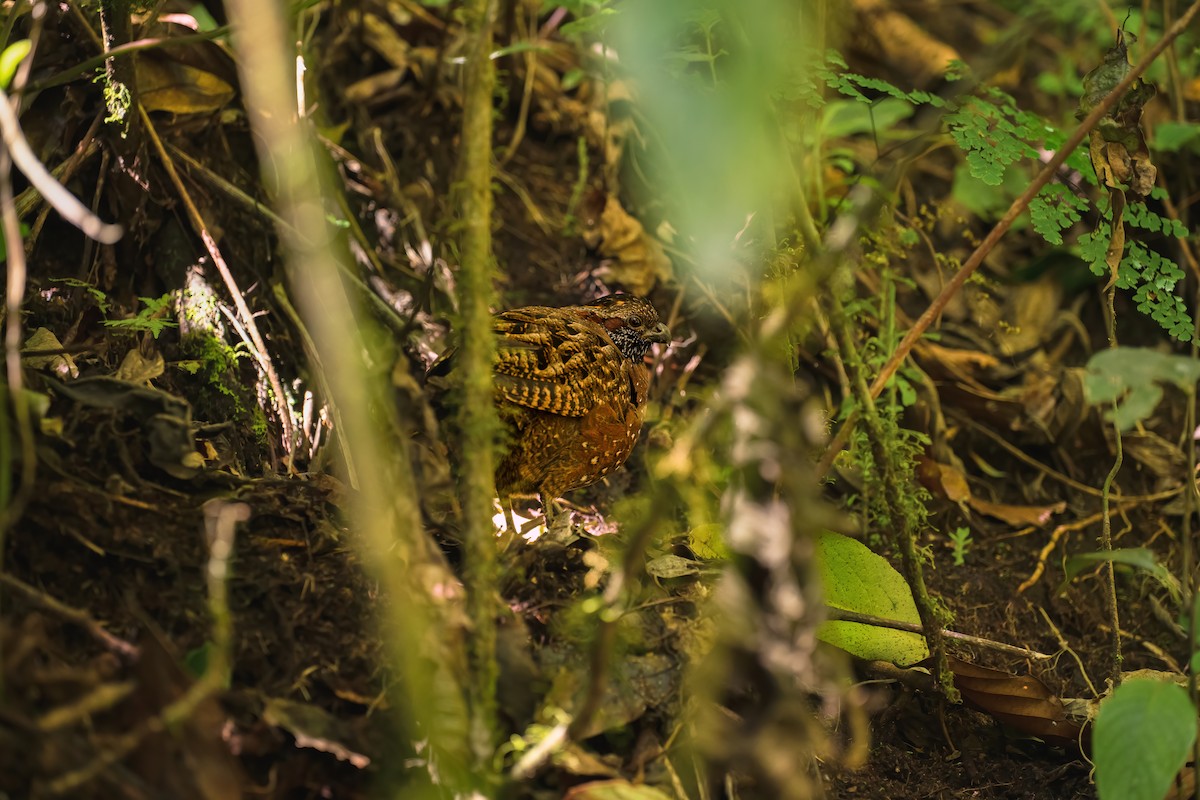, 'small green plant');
51,277,111,315
945,85,1041,187
52,280,181,339
179,331,250,415
102,293,177,339
947,526,972,566
556,0,617,40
